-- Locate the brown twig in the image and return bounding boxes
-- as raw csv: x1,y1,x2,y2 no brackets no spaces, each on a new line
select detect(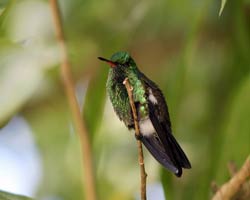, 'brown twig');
212,155,250,200
49,1,96,200
123,78,147,200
